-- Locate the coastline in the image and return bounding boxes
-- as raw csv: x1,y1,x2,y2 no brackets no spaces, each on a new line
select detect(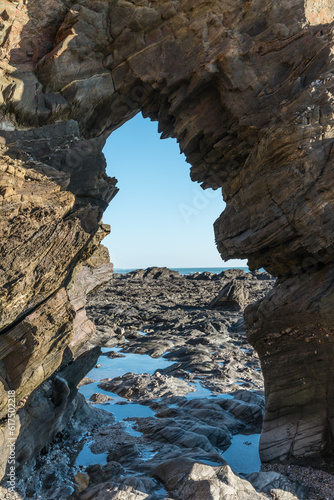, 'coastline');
114,266,250,275
10,267,334,499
